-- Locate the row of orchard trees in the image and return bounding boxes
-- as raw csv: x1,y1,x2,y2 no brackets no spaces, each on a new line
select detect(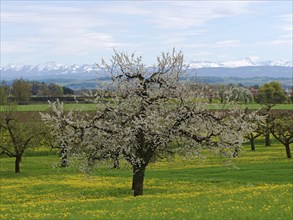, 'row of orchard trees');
41,49,260,196
1,50,292,197
201,81,291,104
244,104,293,157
